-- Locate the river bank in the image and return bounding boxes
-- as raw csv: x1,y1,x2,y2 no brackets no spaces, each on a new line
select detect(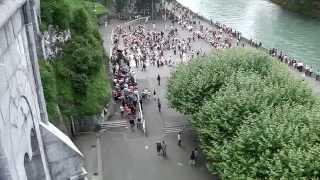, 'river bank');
169,0,320,96
271,0,320,18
